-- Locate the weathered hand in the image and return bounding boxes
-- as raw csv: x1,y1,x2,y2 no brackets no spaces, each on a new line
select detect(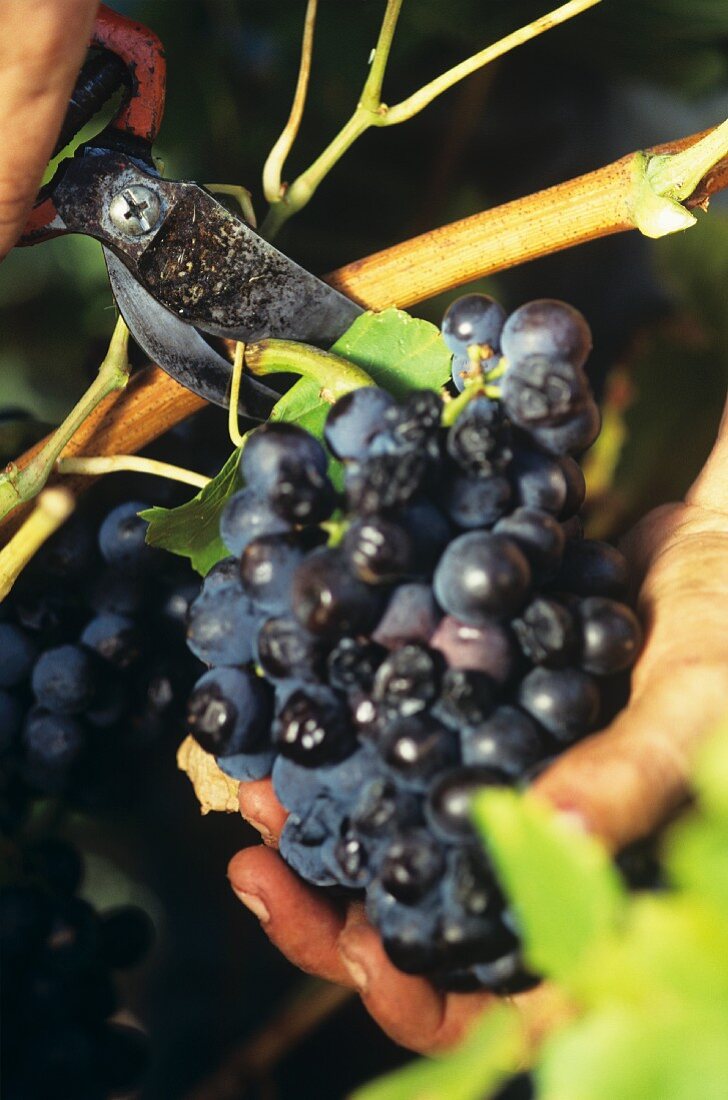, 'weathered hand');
0,0,97,259
229,397,728,1053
